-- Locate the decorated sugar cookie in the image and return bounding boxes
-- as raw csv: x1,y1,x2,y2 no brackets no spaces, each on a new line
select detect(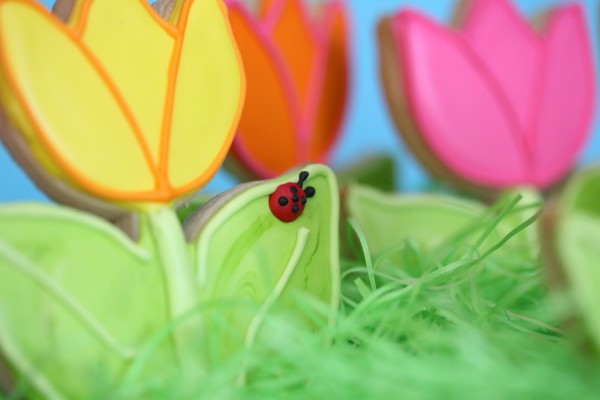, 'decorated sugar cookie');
0,0,245,215
0,0,340,396
345,184,541,265
542,165,600,351
378,0,595,196
225,0,349,179
0,164,340,398
184,165,339,365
